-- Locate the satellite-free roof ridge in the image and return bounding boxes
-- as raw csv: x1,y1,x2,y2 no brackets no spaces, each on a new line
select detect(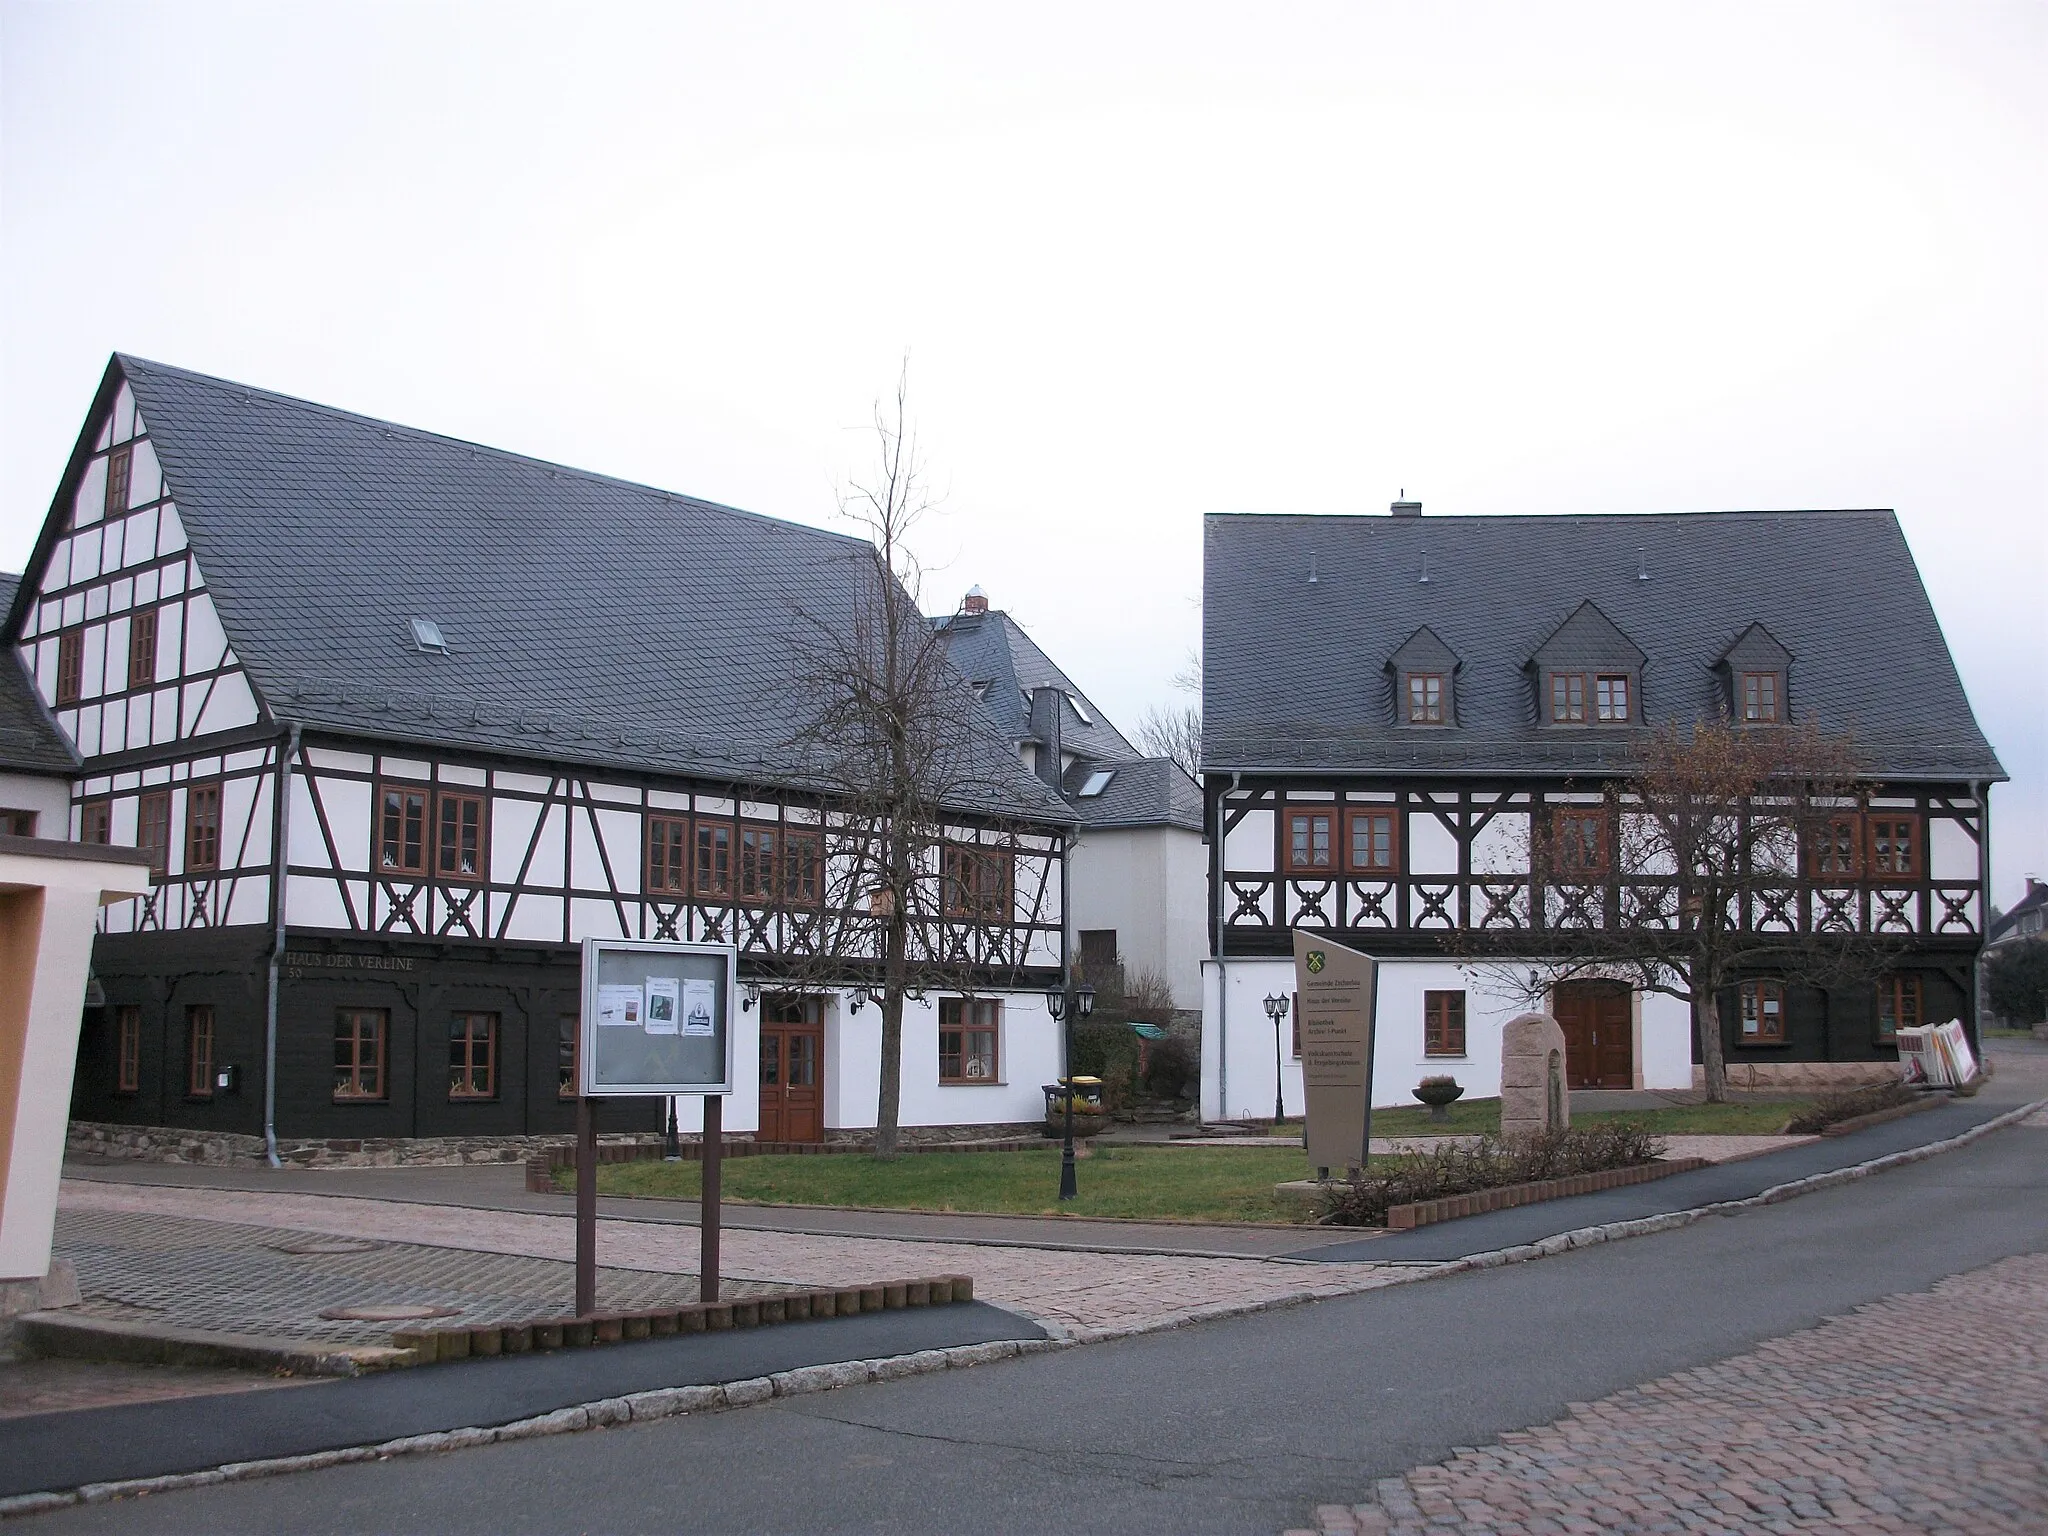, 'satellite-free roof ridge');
113,352,871,551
